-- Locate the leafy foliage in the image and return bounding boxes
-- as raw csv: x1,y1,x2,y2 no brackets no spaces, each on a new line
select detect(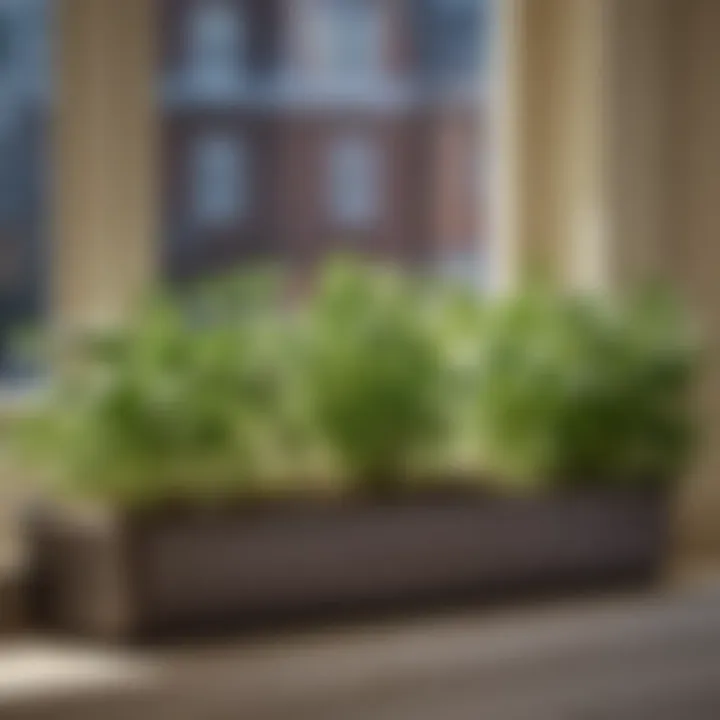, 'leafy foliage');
473,286,697,488
17,278,290,505
297,260,444,491
14,260,698,506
